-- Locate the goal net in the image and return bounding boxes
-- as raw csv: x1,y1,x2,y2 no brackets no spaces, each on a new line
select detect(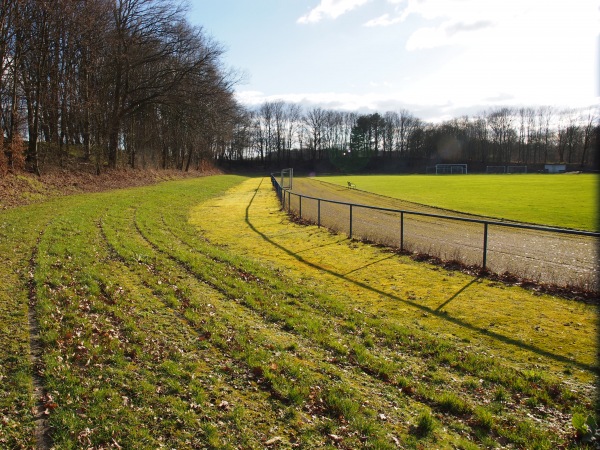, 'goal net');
486,166,506,174
436,164,467,174
507,166,527,174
